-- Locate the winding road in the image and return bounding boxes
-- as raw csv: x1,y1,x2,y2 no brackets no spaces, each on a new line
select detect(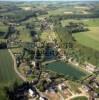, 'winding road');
8,49,27,81
8,49,47,98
